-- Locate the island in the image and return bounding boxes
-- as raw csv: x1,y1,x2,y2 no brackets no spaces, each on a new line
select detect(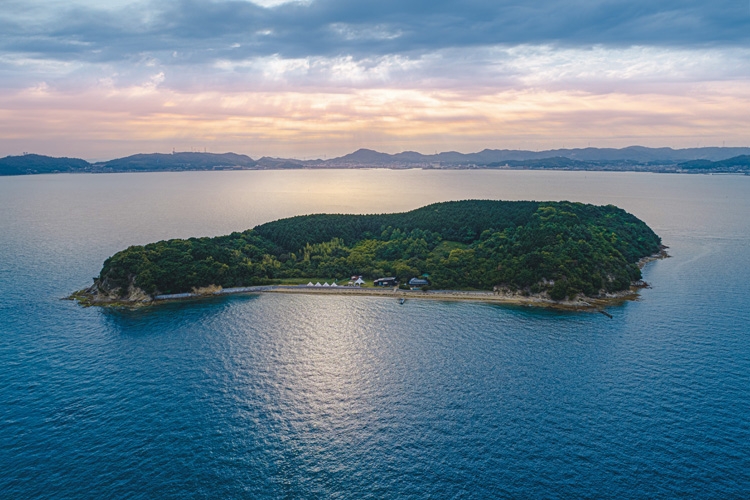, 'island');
71,200,666,309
